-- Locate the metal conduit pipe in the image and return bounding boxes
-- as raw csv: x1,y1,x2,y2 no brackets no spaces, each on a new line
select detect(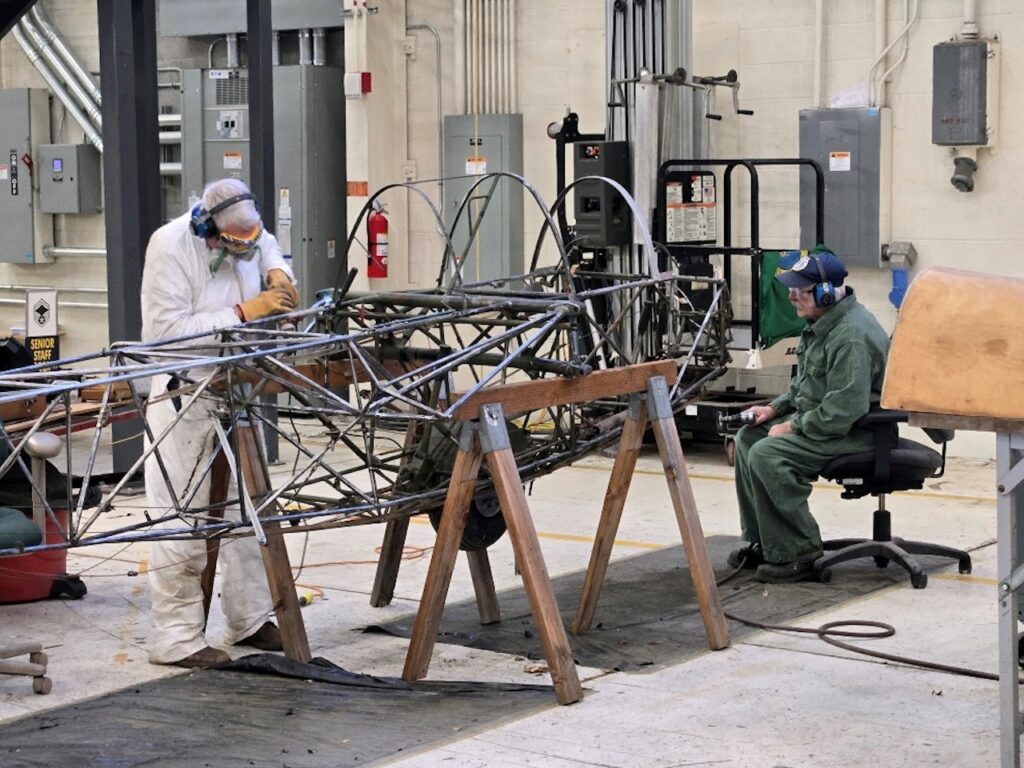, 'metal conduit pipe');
272,31,280,66
298,29,312,65
42,247,106,259
18,15,102,131
312,28,326,65
226,33,240,68
29,5,102,107
0,283,107,293
0,299,106,312
407,25,444,204
12,26,103,152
